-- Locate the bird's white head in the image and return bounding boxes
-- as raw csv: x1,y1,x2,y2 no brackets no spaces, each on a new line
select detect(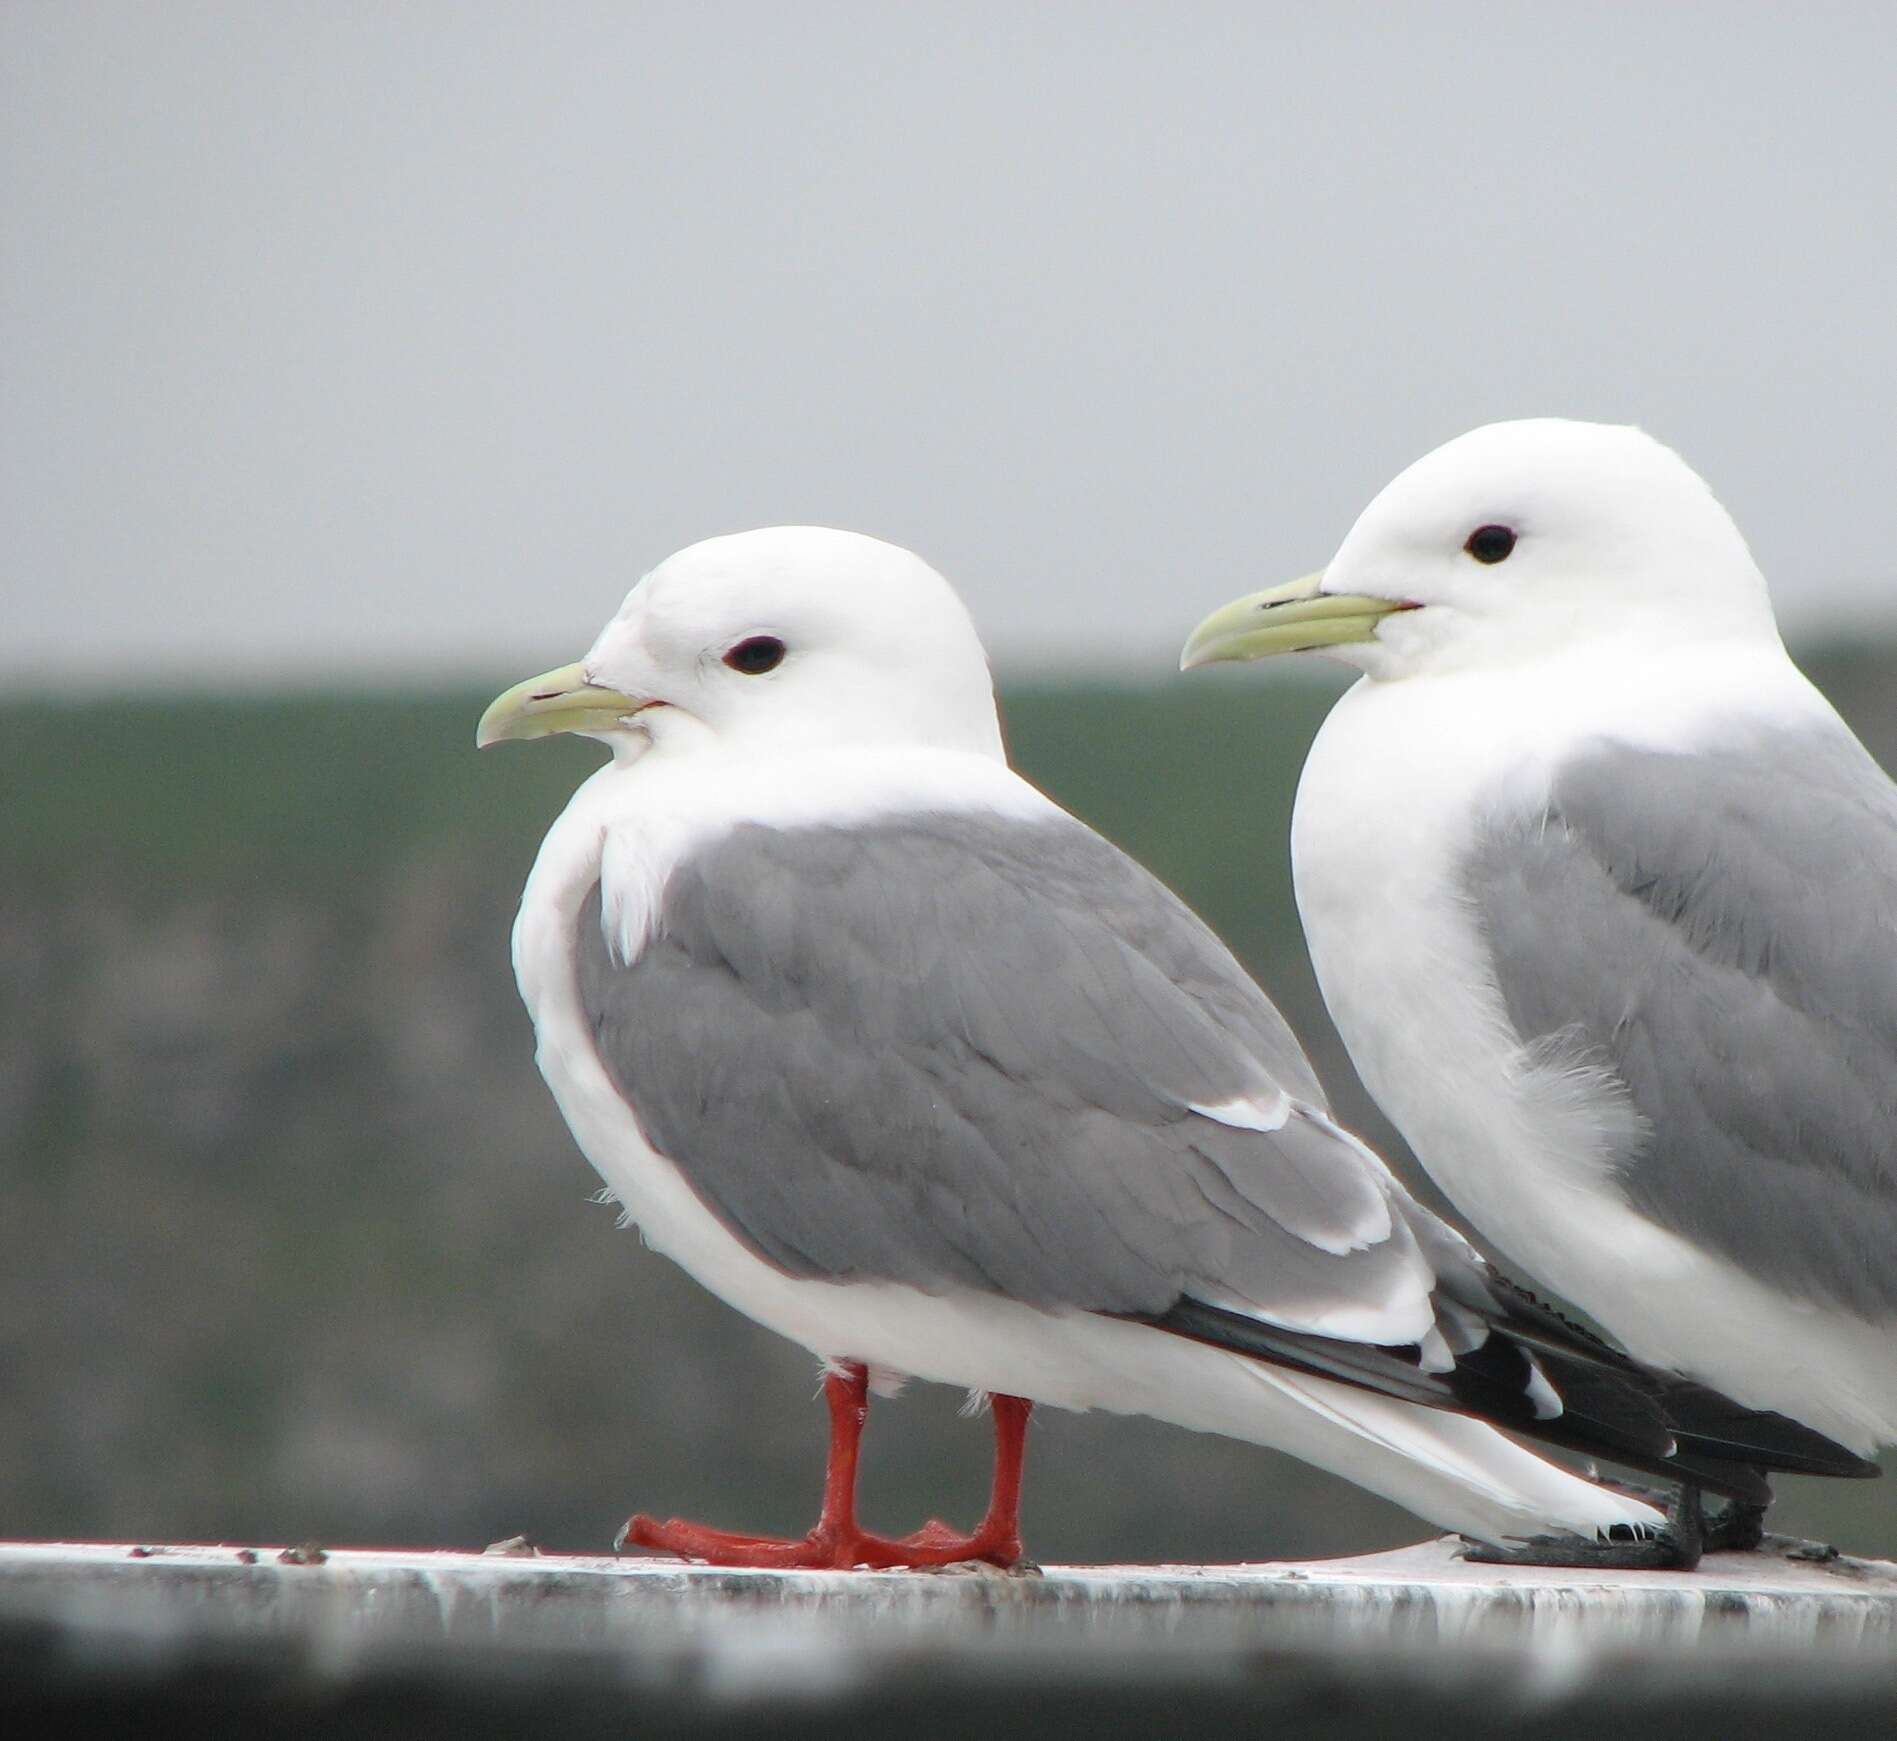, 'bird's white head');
477,526,1003,763
1183,419,1782,682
